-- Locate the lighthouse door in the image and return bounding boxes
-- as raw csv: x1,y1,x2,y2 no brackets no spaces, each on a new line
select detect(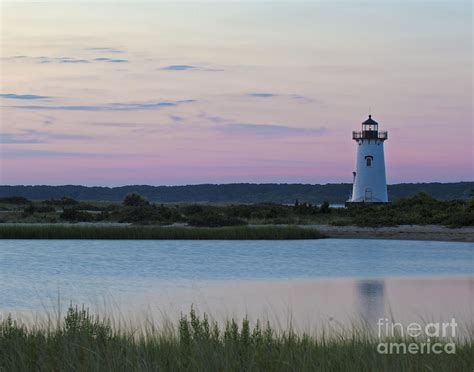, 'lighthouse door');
365,188,373,201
